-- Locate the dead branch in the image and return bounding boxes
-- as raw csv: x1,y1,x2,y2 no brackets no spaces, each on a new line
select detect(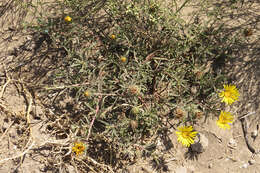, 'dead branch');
239,112,257,154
